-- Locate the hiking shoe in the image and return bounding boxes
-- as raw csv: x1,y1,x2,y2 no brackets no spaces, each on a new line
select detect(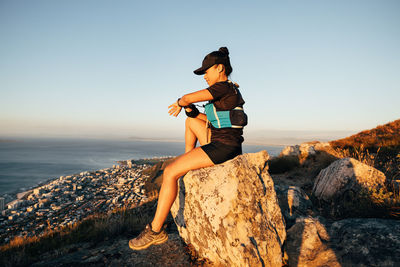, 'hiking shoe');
129,224,168,250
